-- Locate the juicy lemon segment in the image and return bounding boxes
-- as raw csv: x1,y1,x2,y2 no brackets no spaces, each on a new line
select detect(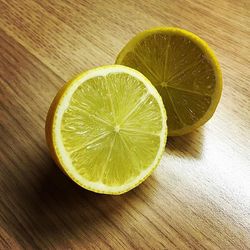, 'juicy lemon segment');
116,27,222,136
46,65,167,194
